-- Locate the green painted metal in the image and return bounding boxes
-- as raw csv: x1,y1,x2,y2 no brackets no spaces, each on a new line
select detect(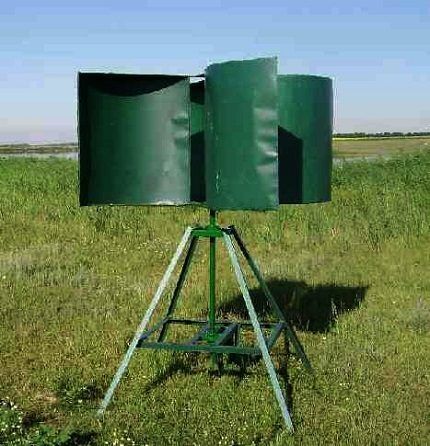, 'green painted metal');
78,64,333,209
162,318,283,328
213,323,238,346
189,324,210,344
79,59,330,431
223,232,294,431
138,318,168,344
158,236,198,342
208,210,217,340
139,340,259,355
192,226,223,238
230,226,312,371
139,318,284,356
190,80,205,135
278,74,333,204
97,218,310,428
205,58,279,210
79,73,191,206
190,80,206,203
